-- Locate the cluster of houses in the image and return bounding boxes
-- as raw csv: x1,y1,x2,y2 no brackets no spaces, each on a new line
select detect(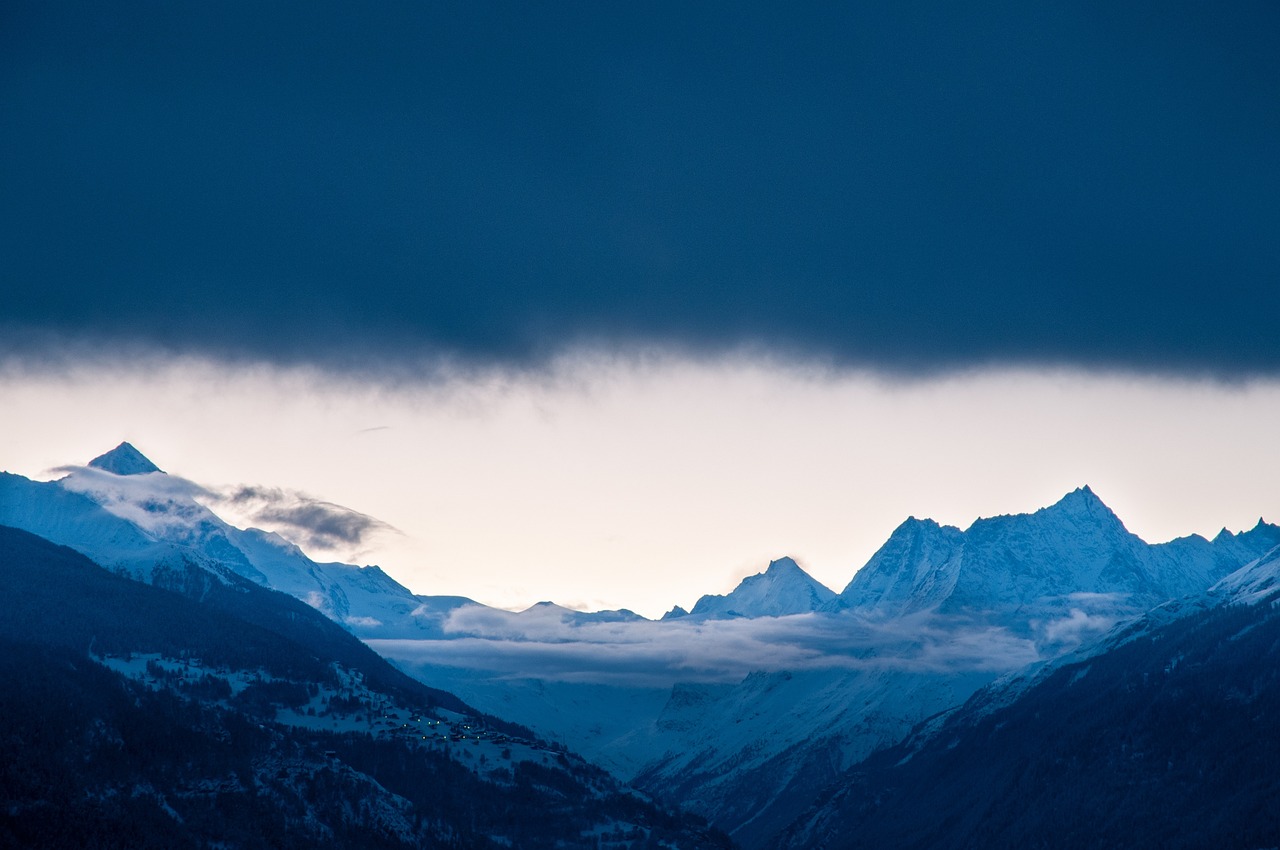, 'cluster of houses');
380,713,559,754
